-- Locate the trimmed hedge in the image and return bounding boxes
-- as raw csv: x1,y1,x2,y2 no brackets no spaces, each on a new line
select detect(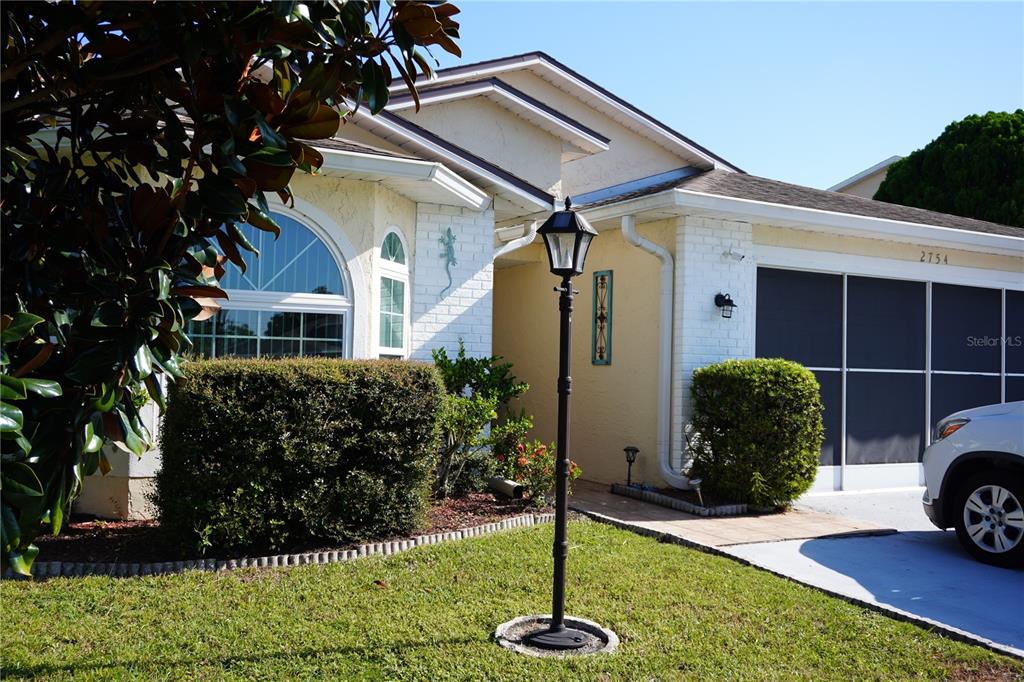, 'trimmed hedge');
154,358,444,554
689,359,823,507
